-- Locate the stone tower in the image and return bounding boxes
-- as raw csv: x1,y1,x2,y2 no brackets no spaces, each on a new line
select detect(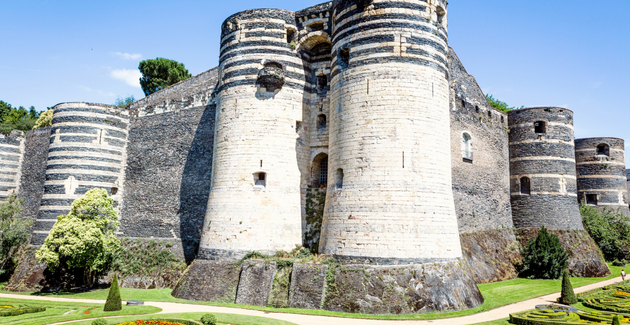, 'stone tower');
198,9,305,260
319,0,462,263
34,102,129,244
508,107,583,230
575,137,629,216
